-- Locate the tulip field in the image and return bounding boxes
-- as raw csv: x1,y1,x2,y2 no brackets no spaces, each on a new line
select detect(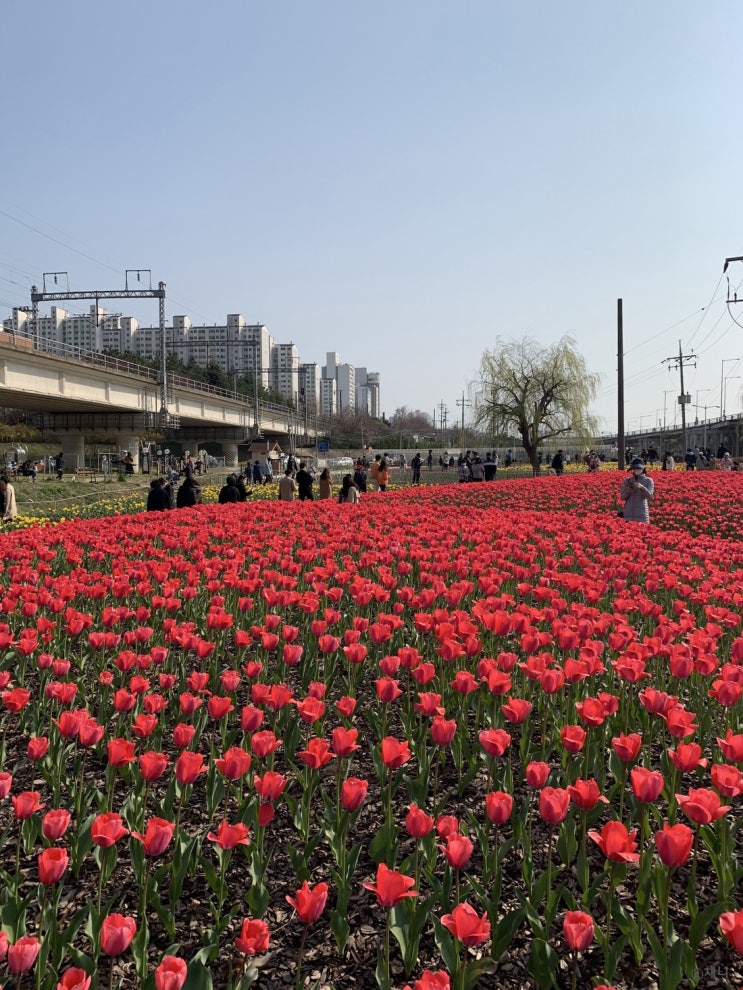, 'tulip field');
0,470,741,990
